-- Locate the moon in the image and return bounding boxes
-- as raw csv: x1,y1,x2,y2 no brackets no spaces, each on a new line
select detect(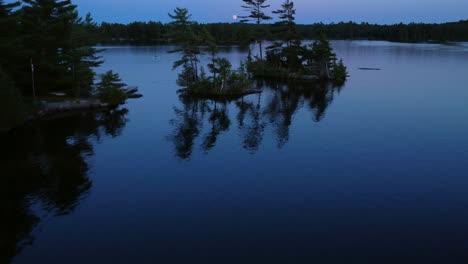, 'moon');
232,15,238,20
